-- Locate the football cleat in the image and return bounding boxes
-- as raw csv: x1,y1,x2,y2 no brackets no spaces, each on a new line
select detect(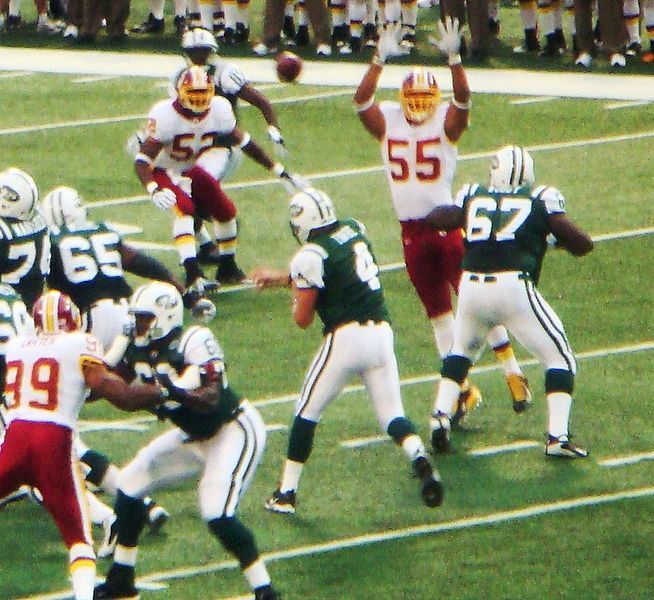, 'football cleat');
130,13,164,34
254,584,281,600
97,514,117,559
451,382,482,427
506,374,532,413
93,582,140,600
545,435,588,458
412,455,443,508
609,52,626,67
146,503,170,533
575,52,592,68
265,489,296,515
430,412,451,454
234,22,249,43
216,255,247,285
